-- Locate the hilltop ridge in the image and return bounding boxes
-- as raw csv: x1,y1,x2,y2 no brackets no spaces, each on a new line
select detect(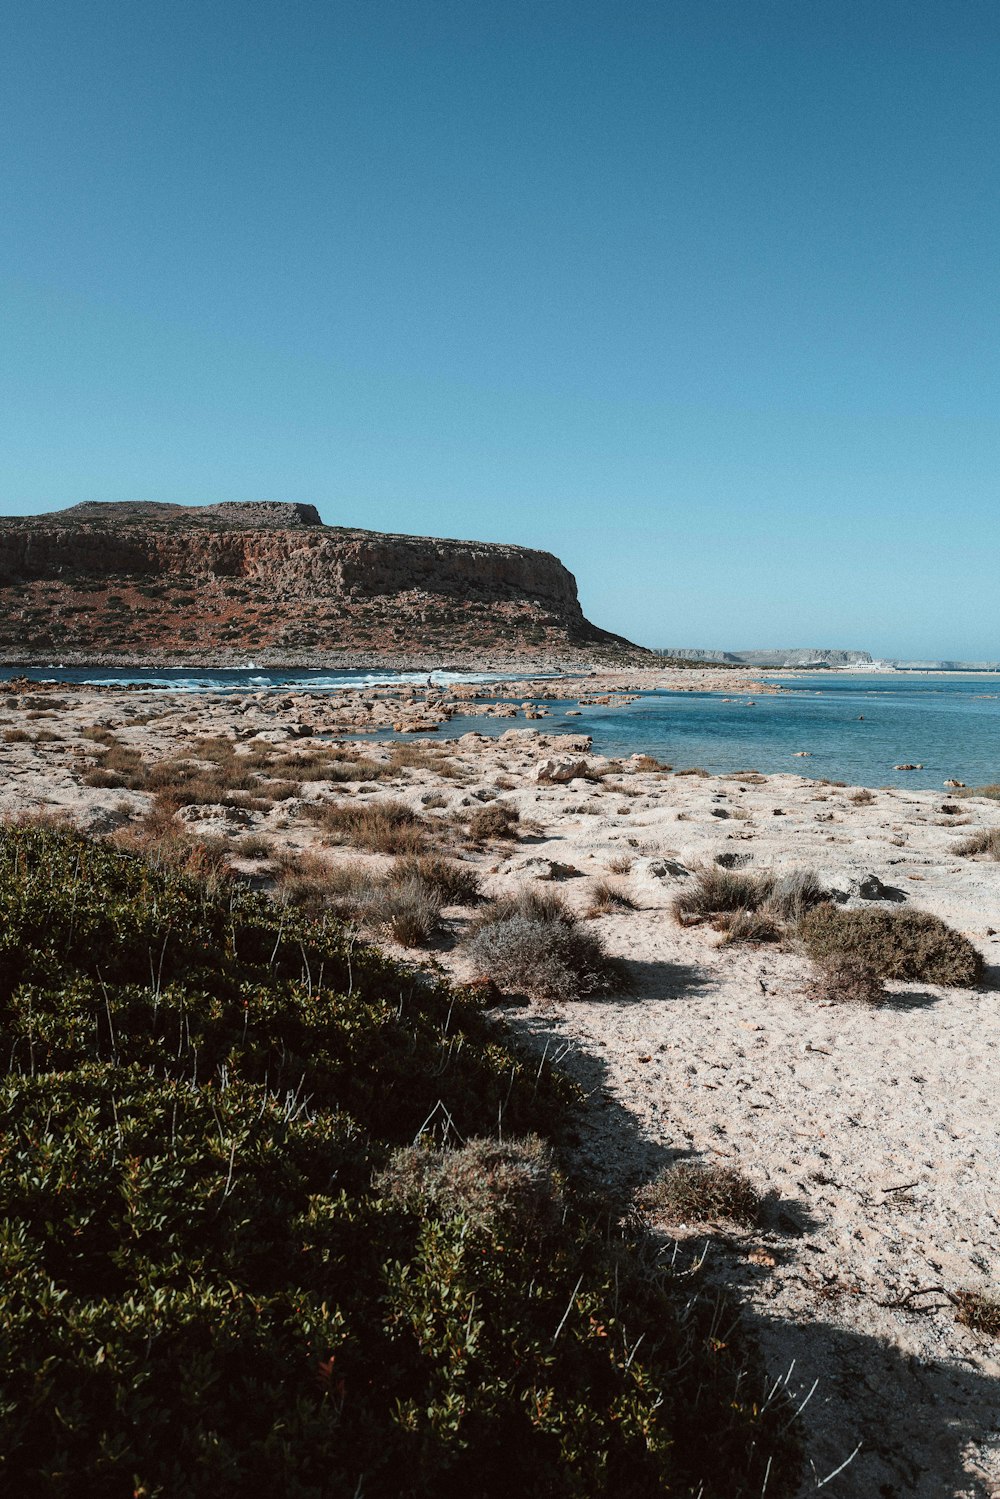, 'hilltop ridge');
0,501,649,667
